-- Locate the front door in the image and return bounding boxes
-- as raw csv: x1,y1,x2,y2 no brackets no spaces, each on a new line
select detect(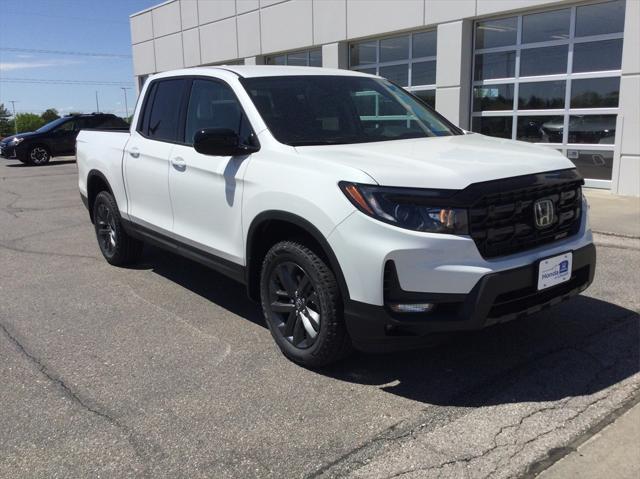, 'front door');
168,78,255,264
51,119,78,155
